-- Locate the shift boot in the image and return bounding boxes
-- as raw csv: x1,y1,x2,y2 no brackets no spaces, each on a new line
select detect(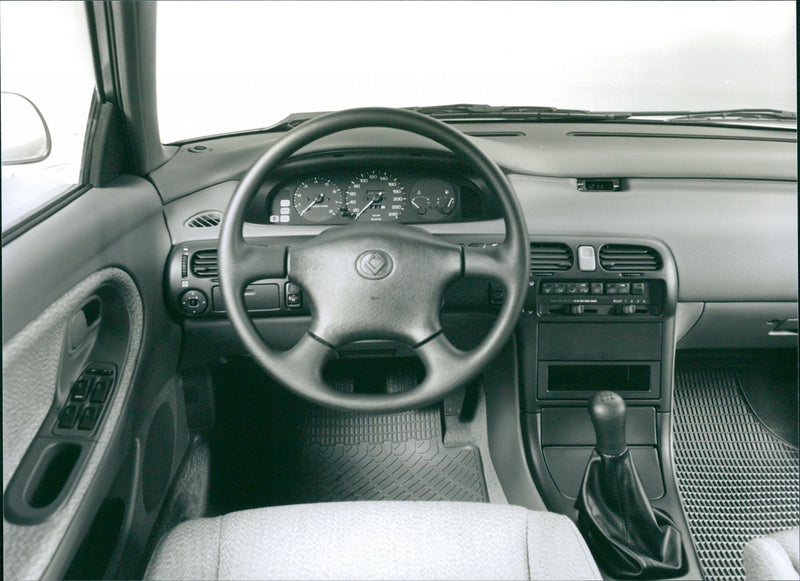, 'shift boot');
575,391,684,579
